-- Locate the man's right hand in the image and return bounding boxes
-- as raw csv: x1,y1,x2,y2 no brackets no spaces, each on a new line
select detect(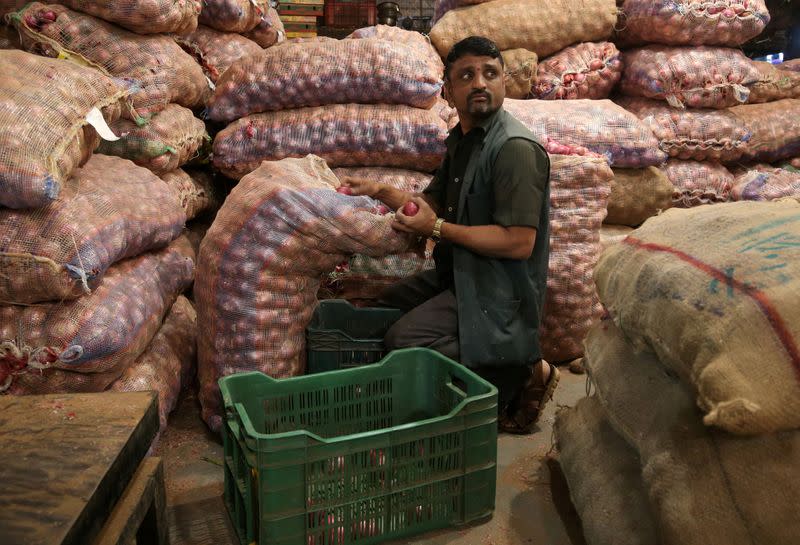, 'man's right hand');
340,177,379,198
